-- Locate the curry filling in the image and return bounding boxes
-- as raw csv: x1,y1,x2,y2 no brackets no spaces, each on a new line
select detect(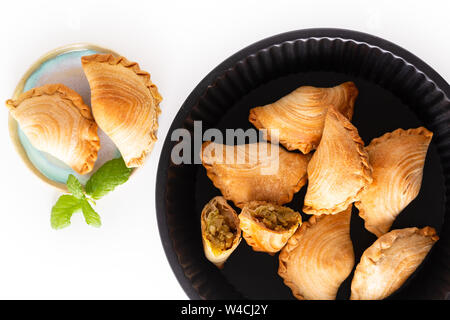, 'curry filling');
251,205,299,231
205,208,236,251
